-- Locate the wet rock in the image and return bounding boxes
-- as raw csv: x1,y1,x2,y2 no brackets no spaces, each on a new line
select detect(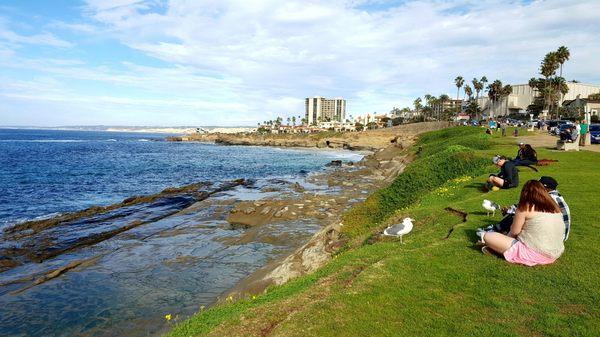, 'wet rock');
261,187,280,192
0,258,20,271
273,206,289,218
260,206,272,215
342,182,354,186
253,201,265,207
292,182,305,193
326,160,343,167
243,207,256,214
